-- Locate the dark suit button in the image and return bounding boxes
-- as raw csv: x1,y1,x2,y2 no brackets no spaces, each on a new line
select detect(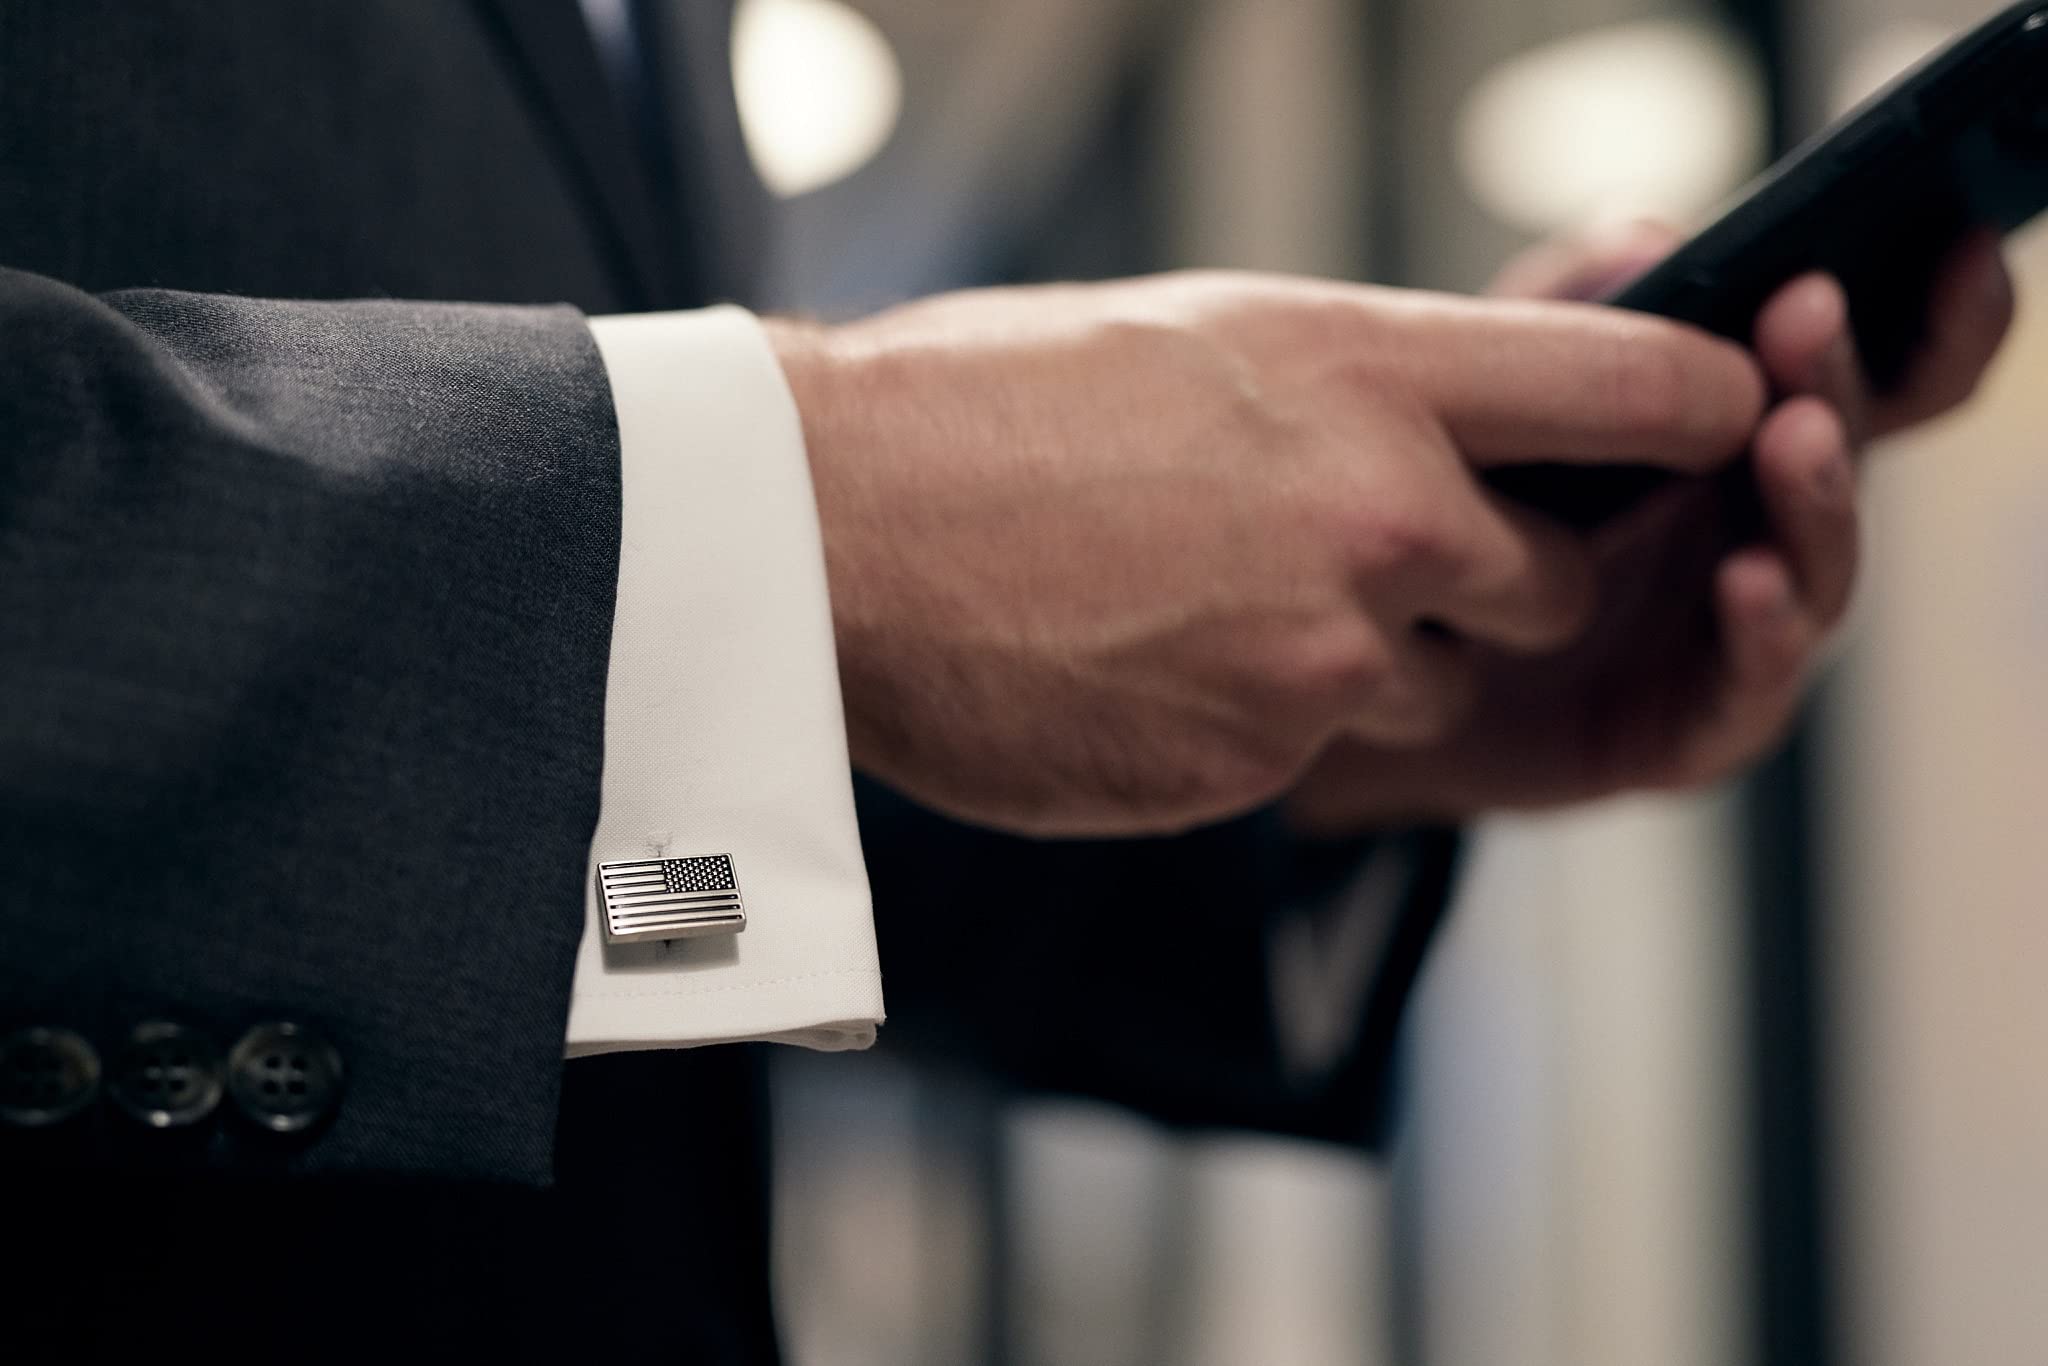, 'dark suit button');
227,1022,343,1134
108,1021,224,1129
0,1027,101,1127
